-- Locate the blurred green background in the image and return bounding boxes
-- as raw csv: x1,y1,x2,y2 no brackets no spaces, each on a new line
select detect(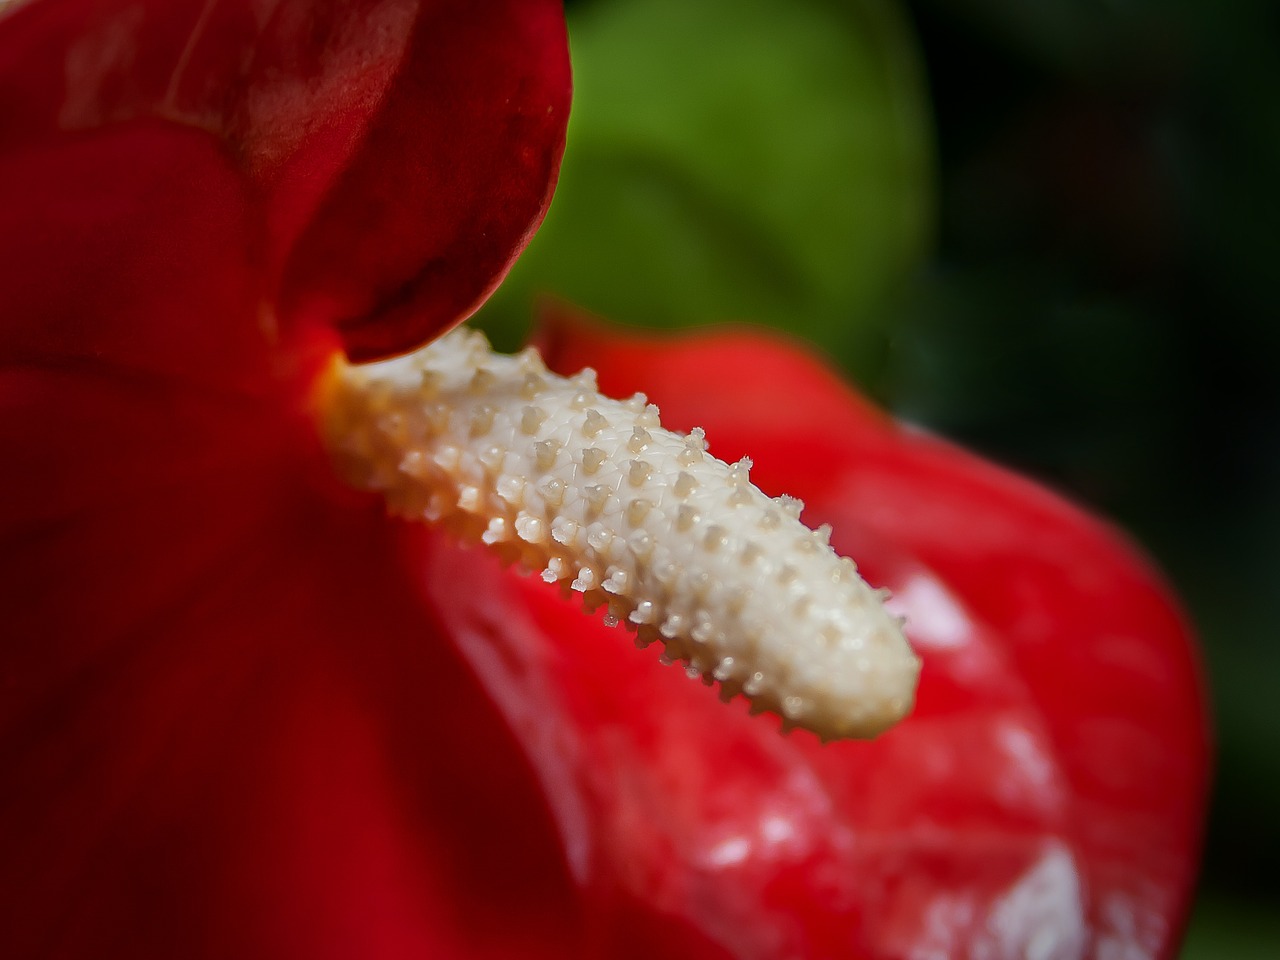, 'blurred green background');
474,0,1280,953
